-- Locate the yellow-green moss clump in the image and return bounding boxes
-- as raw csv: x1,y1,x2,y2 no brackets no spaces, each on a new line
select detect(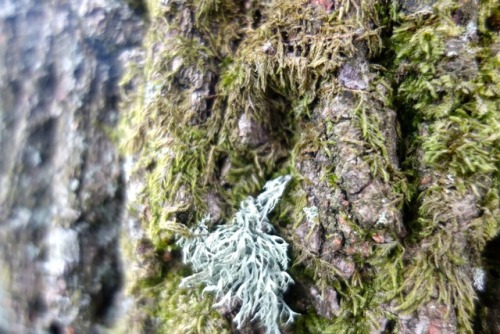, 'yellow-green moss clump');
391,0,500,332
118,0,499,332
117,0,242,331
150,272,230,334
119,0,406,332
